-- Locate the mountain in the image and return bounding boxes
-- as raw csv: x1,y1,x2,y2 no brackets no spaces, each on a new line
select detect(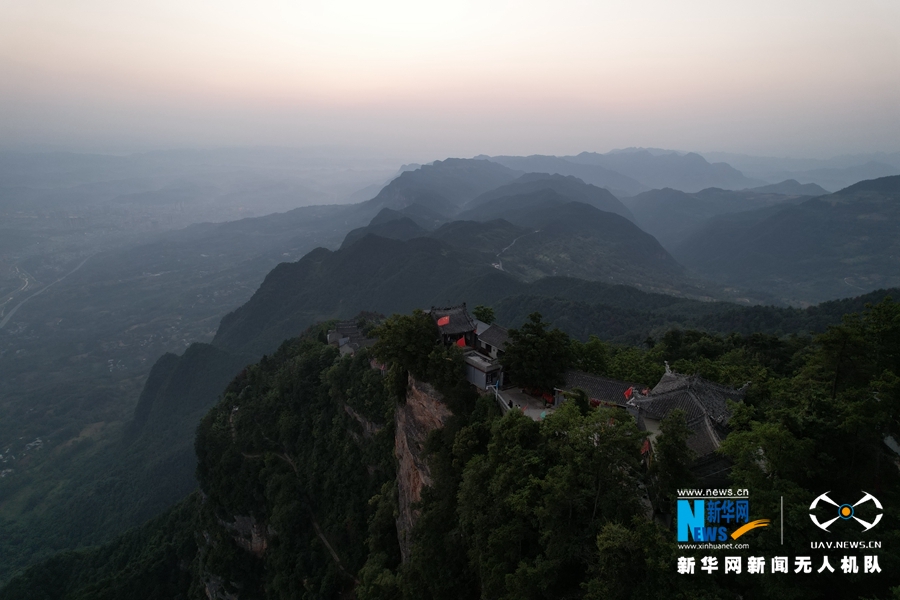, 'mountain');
748,179,829,196
0,201,369,585
777,161,900,193
484,150,766,195
340,214,429,249
427,219,531,256
5,288,900,599
213,225,900,356
675,175,900,304
670,202,795,269
495,200,687,287
456,188,579,222
463,173,635,221
702,151,900,182
482,154,647,196
0,341,248,585
567,150,764,193
8,150,900,593
6,198,900,592
211,235,510,355
212,218,701,358
358,158,520,217
1,151,755,584
391,202,448,229
606,146,685,157
452,185,690,290
625,187,806,251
